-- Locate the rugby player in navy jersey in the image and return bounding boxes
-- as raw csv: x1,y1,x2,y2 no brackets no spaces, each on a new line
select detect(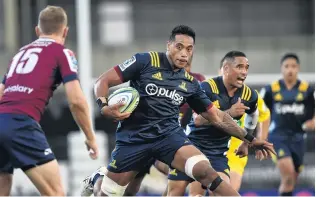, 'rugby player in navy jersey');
83,25,275,196
80,55,204,197
261,53,315,196
0,6,98,196
167,51,262,196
